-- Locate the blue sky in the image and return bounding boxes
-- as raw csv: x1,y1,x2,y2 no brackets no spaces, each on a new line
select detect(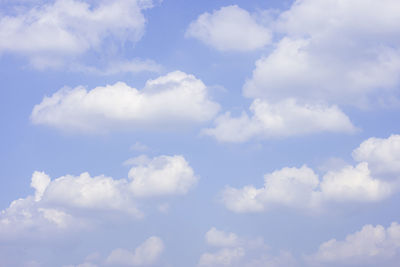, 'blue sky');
1,0,400,266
